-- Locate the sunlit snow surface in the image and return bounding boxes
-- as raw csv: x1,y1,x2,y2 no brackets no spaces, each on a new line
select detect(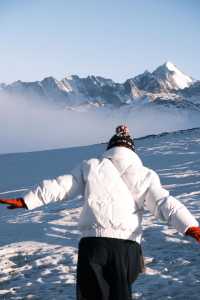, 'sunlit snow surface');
0,128,200,299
